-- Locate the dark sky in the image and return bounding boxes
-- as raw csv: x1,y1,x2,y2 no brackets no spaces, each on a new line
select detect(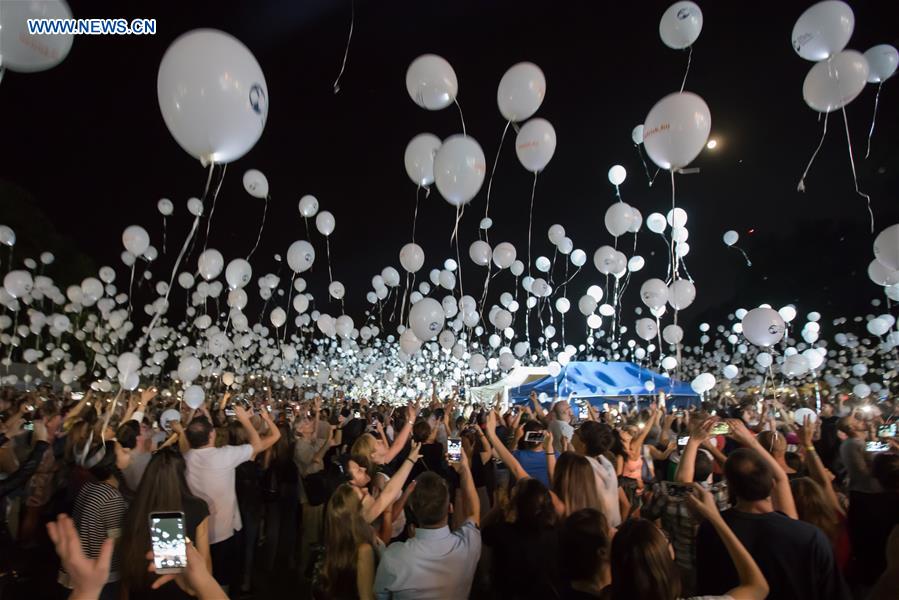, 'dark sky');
2,0,898,339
